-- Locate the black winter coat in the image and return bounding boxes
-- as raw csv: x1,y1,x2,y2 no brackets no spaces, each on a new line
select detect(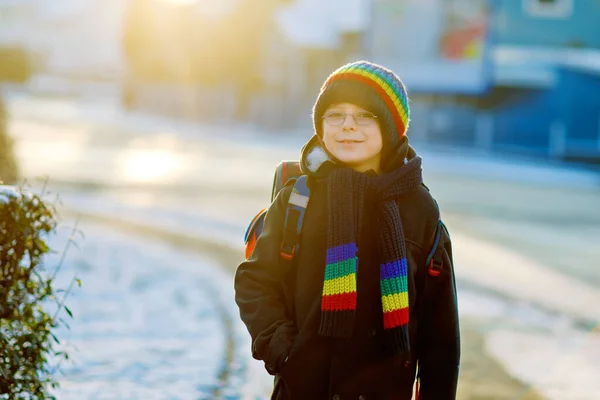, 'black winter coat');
235,140,460,400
